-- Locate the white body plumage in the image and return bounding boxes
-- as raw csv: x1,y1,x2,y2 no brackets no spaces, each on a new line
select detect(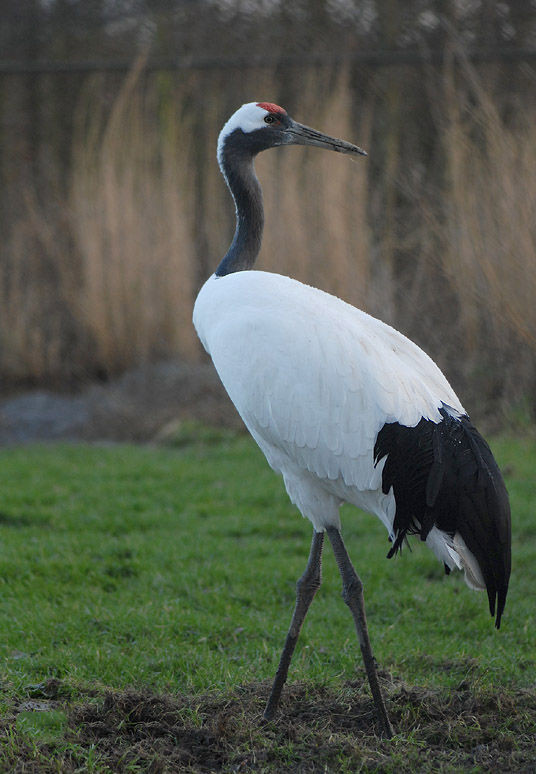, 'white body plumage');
192,102,510,733
193,268,482,587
